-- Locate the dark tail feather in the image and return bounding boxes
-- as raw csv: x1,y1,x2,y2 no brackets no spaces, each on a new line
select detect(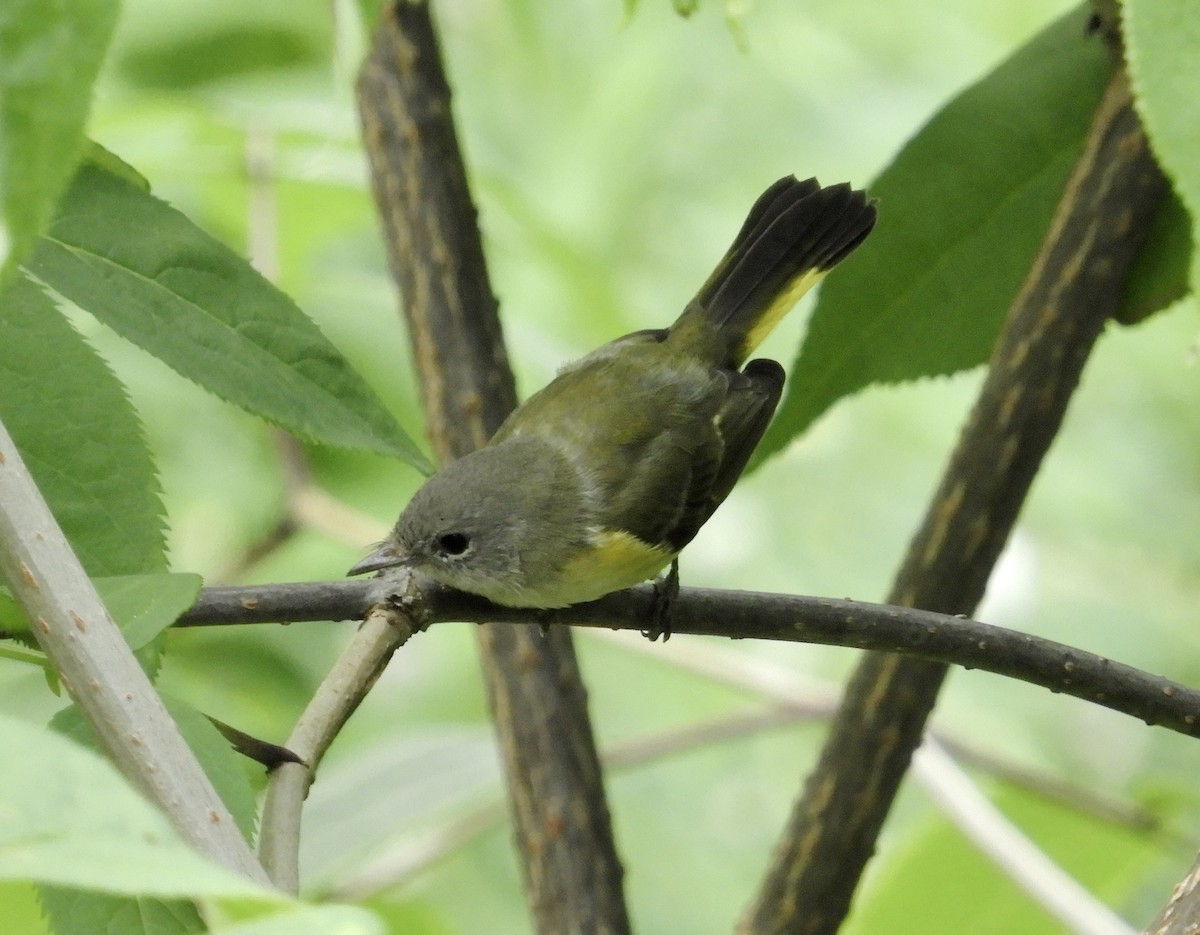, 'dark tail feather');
685,176,876,365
